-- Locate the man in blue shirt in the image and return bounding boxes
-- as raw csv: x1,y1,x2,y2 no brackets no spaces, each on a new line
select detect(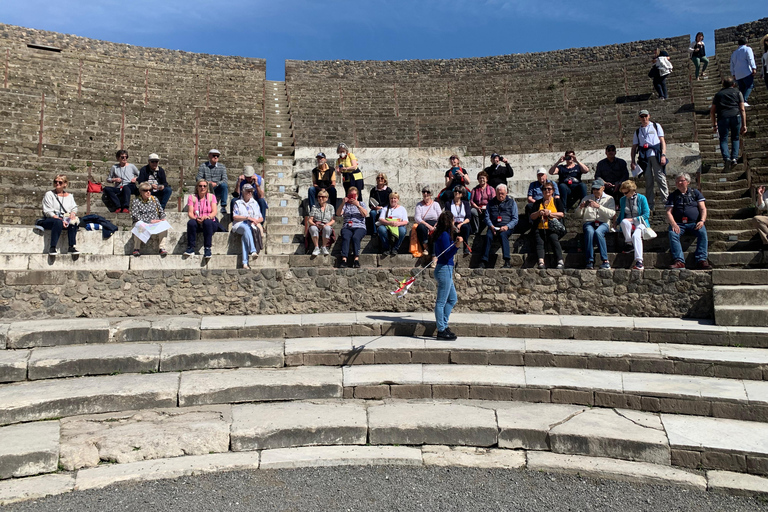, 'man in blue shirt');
730,37,757,105
666,173,709,270
479,184,518,269
527,168,560,203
